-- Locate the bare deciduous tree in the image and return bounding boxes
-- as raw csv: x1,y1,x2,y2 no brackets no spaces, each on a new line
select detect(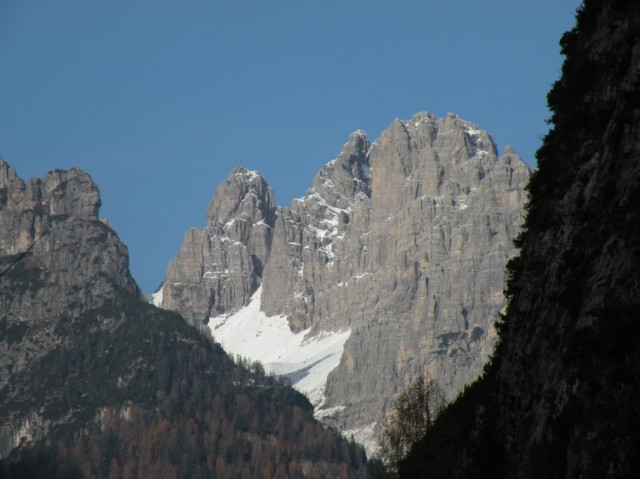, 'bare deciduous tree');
381,372,446,473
